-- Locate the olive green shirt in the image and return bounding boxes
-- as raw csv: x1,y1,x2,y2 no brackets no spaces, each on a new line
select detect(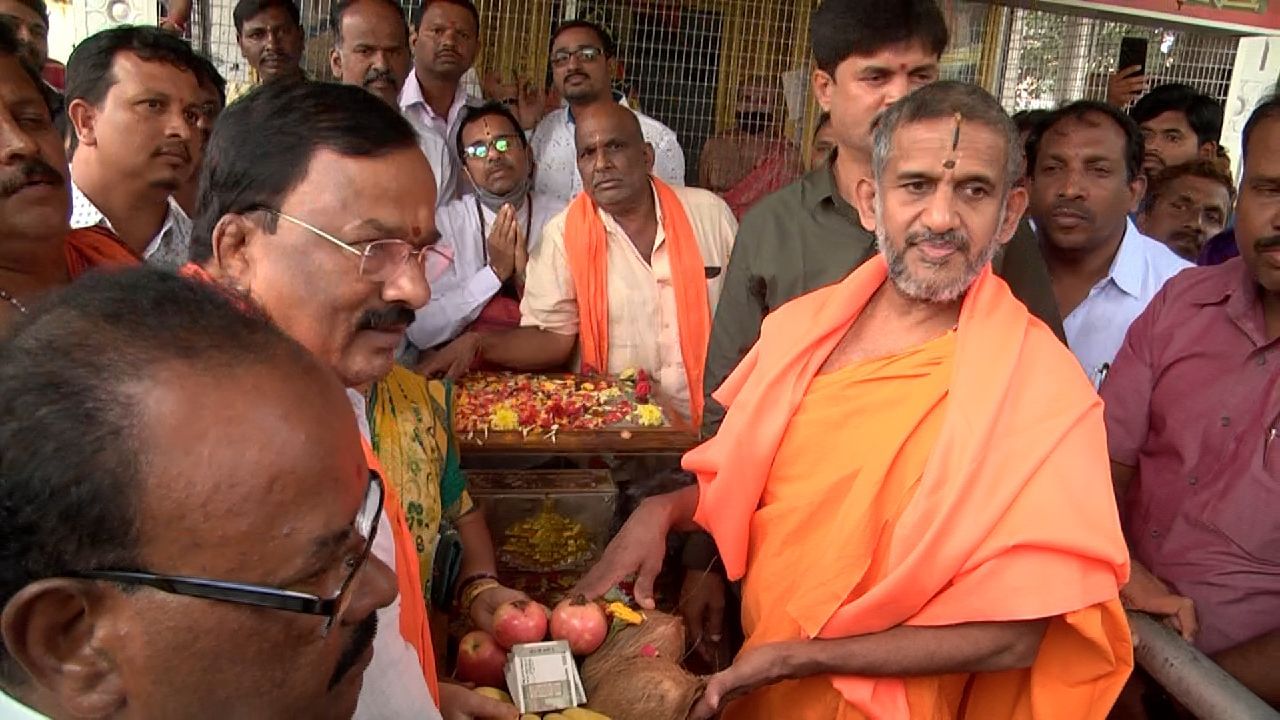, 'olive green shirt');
700,164,1065,437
